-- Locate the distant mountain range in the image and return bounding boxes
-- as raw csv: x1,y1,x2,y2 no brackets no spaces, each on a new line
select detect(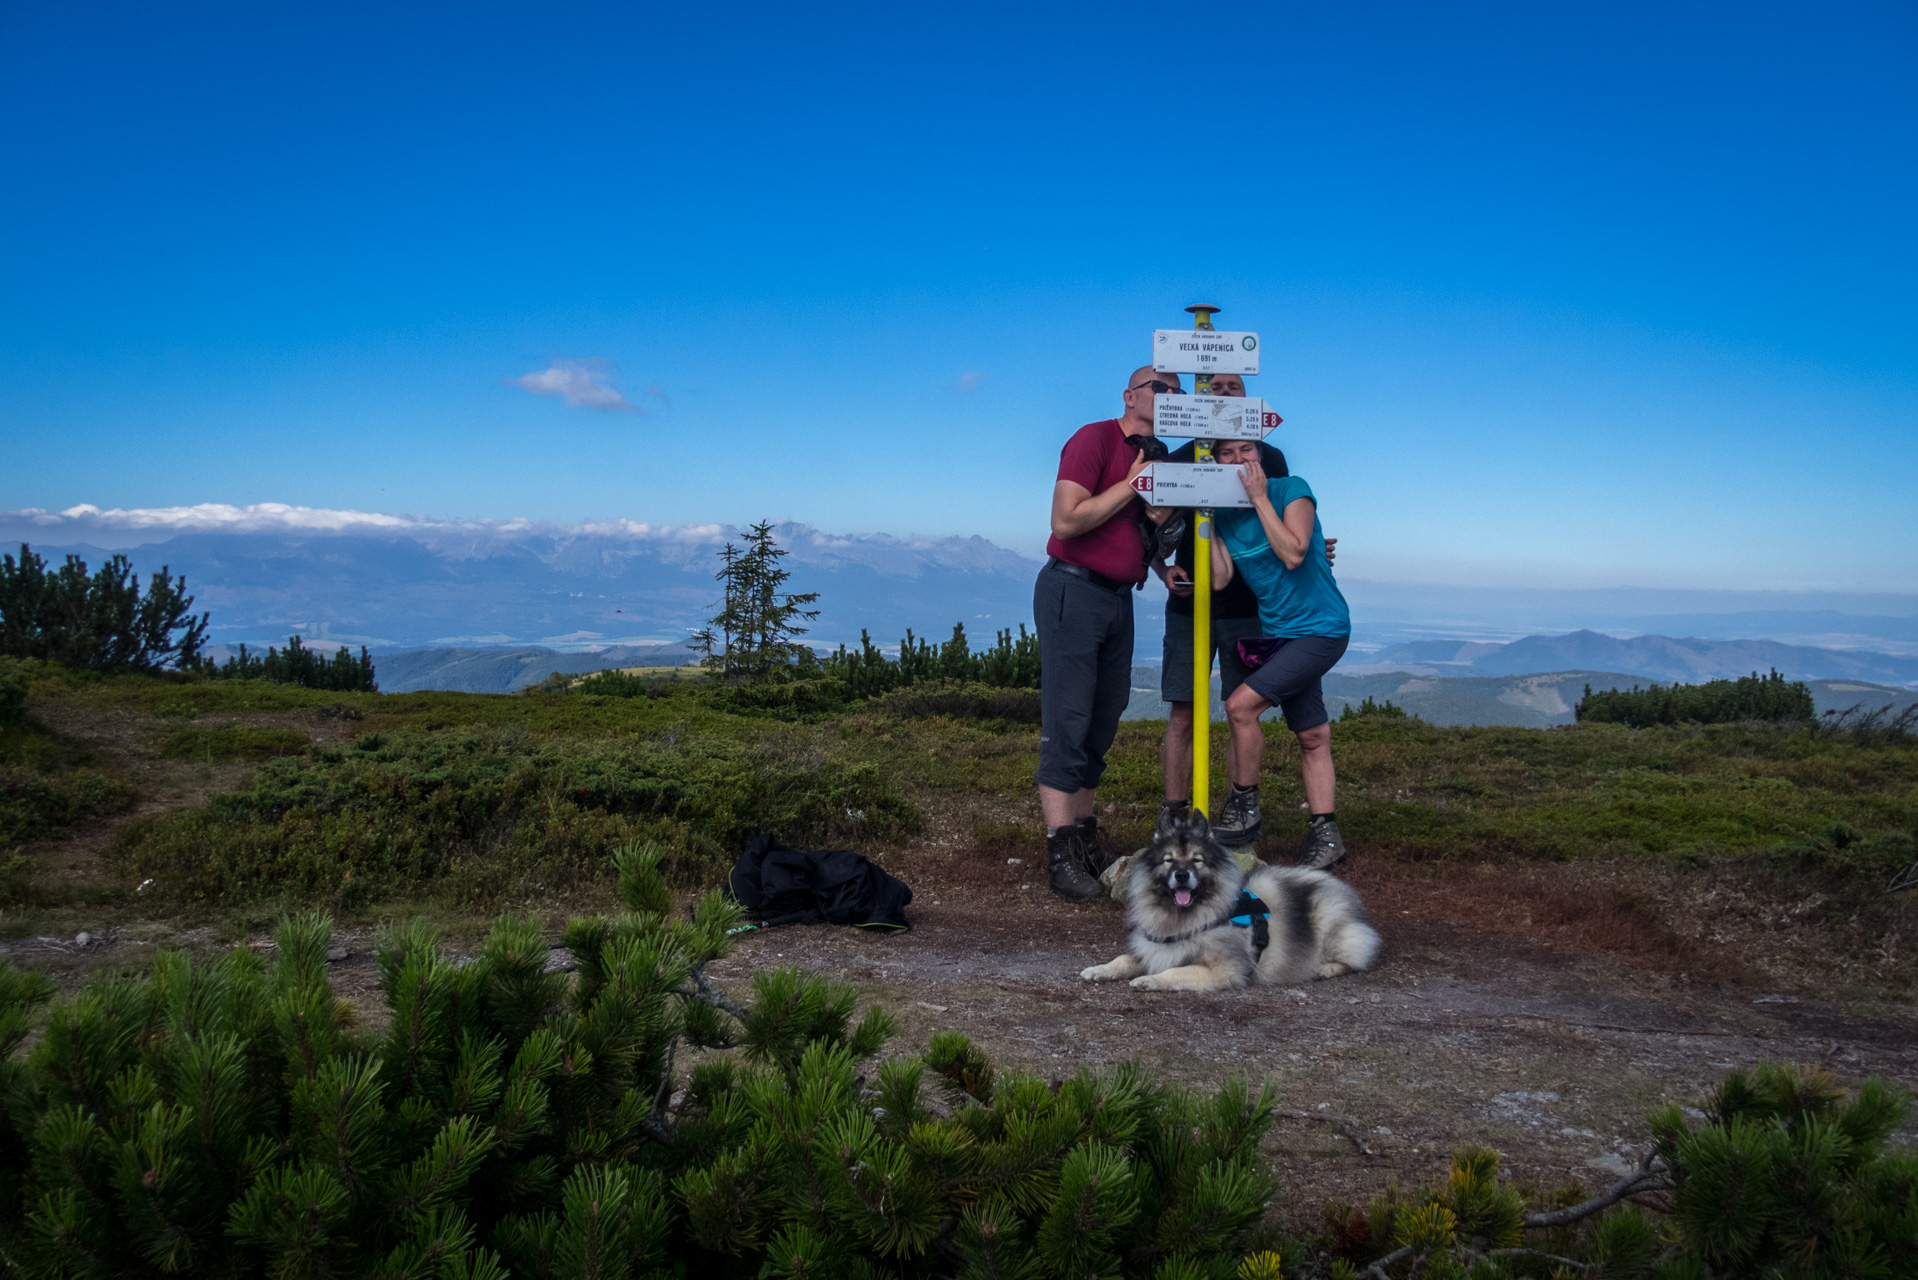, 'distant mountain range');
374,643,703,694
1355,630,1918,686
1,506,1036,653
6,504,1917,688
